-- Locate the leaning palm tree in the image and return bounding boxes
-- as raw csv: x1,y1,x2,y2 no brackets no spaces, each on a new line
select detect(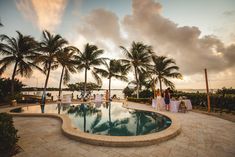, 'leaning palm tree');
67,104,100,132
0,31,38,98
152,55,182,94
0,18,3,27
94,59,130,100
57,46,78,101
74,43,105,96
120,41,153,98
34,30,68,104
